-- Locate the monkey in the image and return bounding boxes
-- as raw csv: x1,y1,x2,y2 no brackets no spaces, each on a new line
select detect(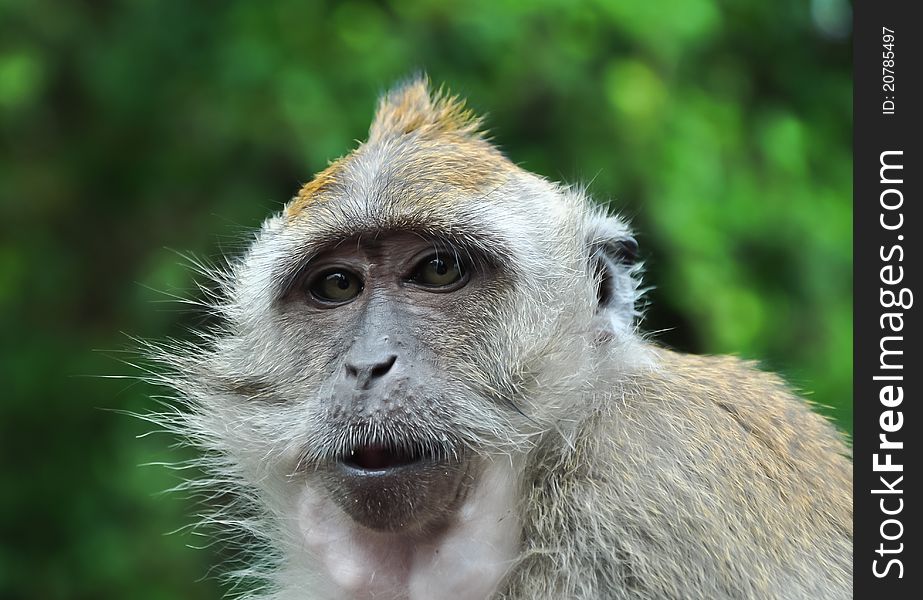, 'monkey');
151,77,852,600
